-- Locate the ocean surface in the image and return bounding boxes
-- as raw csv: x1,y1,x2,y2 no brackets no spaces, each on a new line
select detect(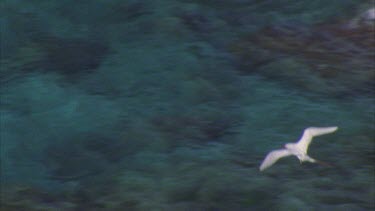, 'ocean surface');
1,1,374,210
